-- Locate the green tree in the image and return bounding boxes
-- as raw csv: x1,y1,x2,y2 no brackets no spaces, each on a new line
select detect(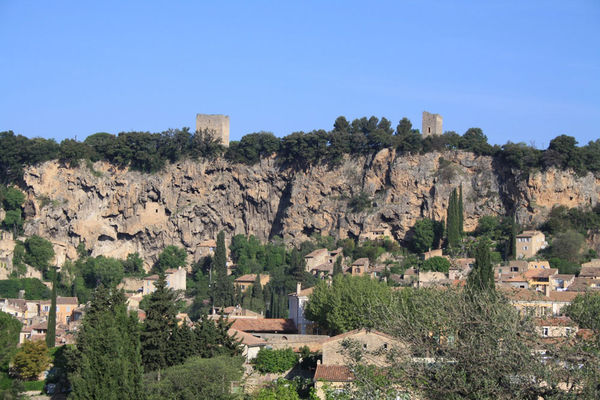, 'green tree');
82,256,124,288
467,240,495,292
46,270,57,348
563,292,600,331
193,315,242,358
253,348,299,373
141,274,178,372
23,235,55,276
446,188,461,249
123,252,144,276
11,340,50,381
0,311,21,369
155,245,187,274
2,209,23,235
67,286,143,400
145,356,244,400
304,275,392,335
550,229,586,264
333,256,344,276
421,256,451,273
250,274,265,313
1,187,25,210
253,378,303,400
0,278,50,299
411,219,435,253
212,231,234,308
458,184,464,236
